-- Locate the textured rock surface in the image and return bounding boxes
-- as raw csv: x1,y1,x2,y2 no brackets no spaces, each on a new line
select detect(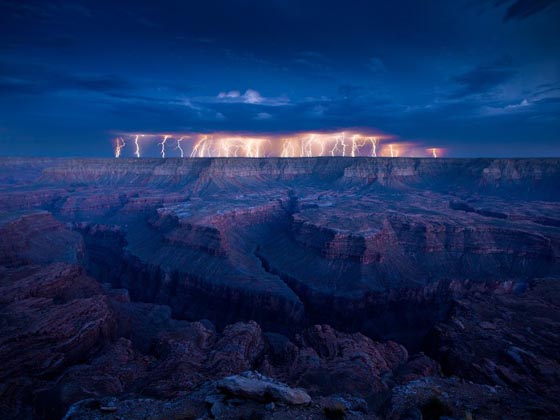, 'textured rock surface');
0,211,84,266
262,325,410,398
384,376,539,420
1,157,558,344
0,157,558,419
0,263,116,419
217,371,312,405
0,216,422,418
427,278,560,416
